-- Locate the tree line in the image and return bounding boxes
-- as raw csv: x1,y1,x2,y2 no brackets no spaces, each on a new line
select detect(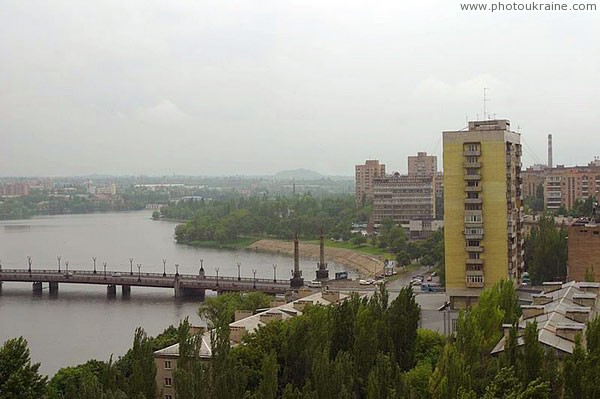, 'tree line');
4,283,600,398
167,195,370,244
